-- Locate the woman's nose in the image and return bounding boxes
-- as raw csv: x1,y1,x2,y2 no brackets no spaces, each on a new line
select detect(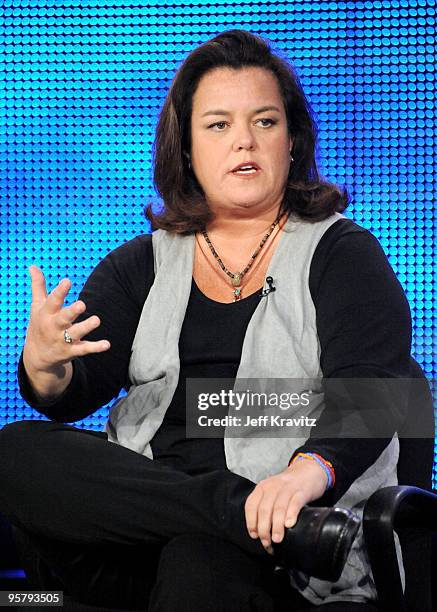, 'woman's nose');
232,127,256,152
